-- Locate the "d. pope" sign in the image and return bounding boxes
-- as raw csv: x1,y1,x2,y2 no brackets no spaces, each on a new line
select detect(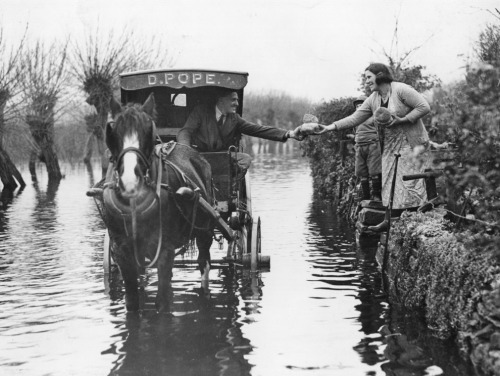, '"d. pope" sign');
120,70,248,90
